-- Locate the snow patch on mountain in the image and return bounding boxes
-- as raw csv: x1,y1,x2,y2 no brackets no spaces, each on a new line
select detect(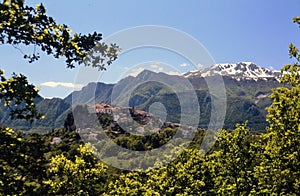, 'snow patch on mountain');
184,62,281,81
